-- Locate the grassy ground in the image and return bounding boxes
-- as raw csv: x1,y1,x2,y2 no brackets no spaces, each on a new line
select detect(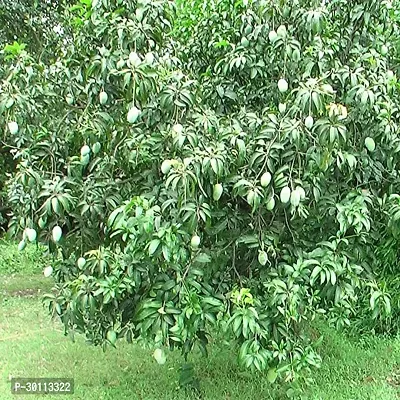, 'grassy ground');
0,239,399,400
